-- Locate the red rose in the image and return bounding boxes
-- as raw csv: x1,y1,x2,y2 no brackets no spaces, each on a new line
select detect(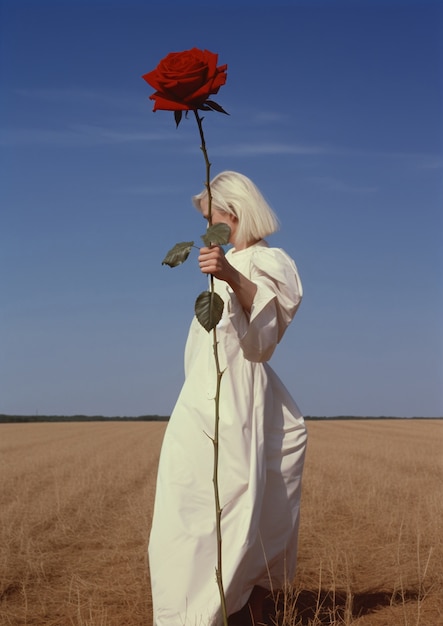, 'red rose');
142,48,227,112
